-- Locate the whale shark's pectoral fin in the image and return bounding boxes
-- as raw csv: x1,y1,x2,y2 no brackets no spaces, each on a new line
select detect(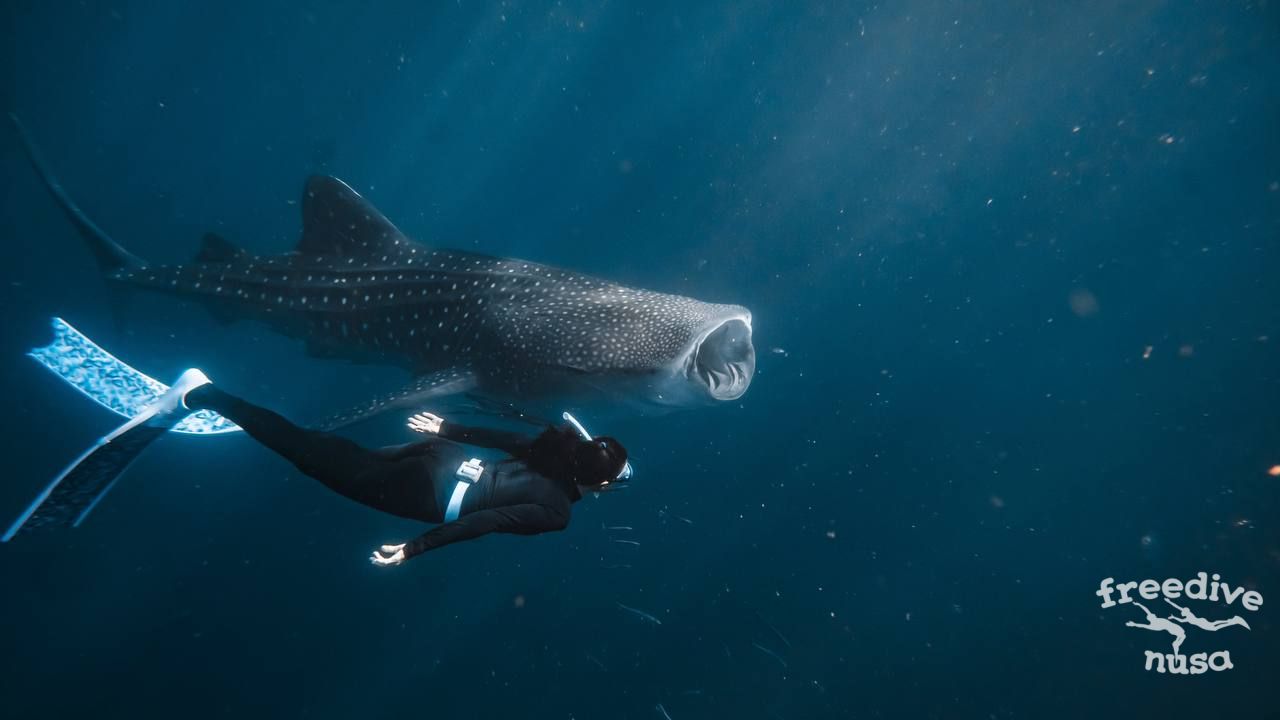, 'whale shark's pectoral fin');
316,368,477,430
457,393,552,426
